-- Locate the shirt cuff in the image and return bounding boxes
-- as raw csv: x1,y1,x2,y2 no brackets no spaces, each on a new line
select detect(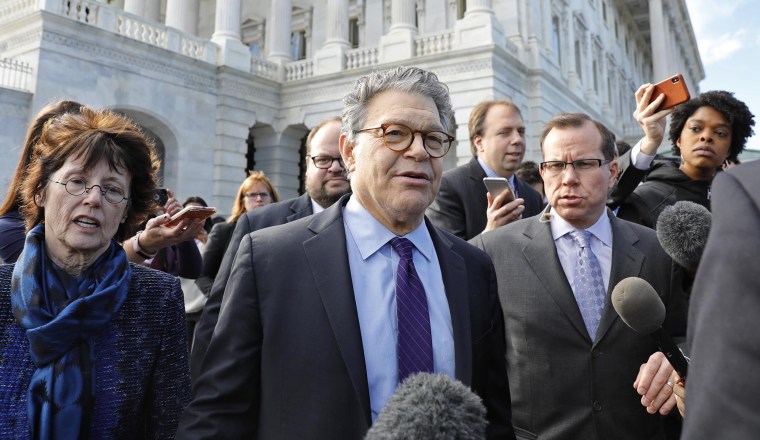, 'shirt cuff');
631,140,656,170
